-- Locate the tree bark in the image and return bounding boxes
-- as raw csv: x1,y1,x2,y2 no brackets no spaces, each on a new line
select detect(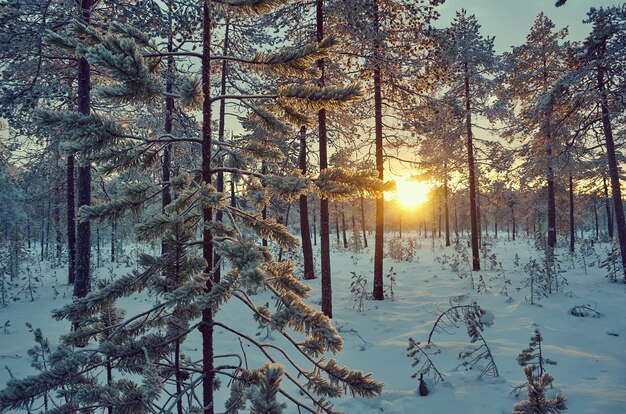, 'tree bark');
597,56,626,281
444,165,450,246
464,62,480,271
299,127,315,279
569,175,575,253
372,0,385,300
603,175,613,238
200,3,215,412
74,0,92,299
